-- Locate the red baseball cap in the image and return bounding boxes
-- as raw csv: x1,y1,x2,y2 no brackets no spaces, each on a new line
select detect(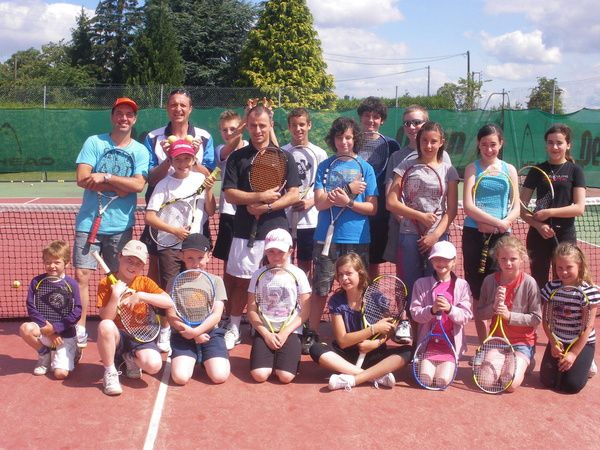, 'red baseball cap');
169,139,196,158
112,97,138,113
